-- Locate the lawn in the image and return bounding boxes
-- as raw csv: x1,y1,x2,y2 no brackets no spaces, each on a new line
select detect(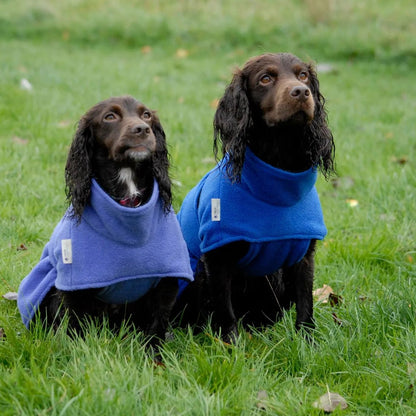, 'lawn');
1,0,416,414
